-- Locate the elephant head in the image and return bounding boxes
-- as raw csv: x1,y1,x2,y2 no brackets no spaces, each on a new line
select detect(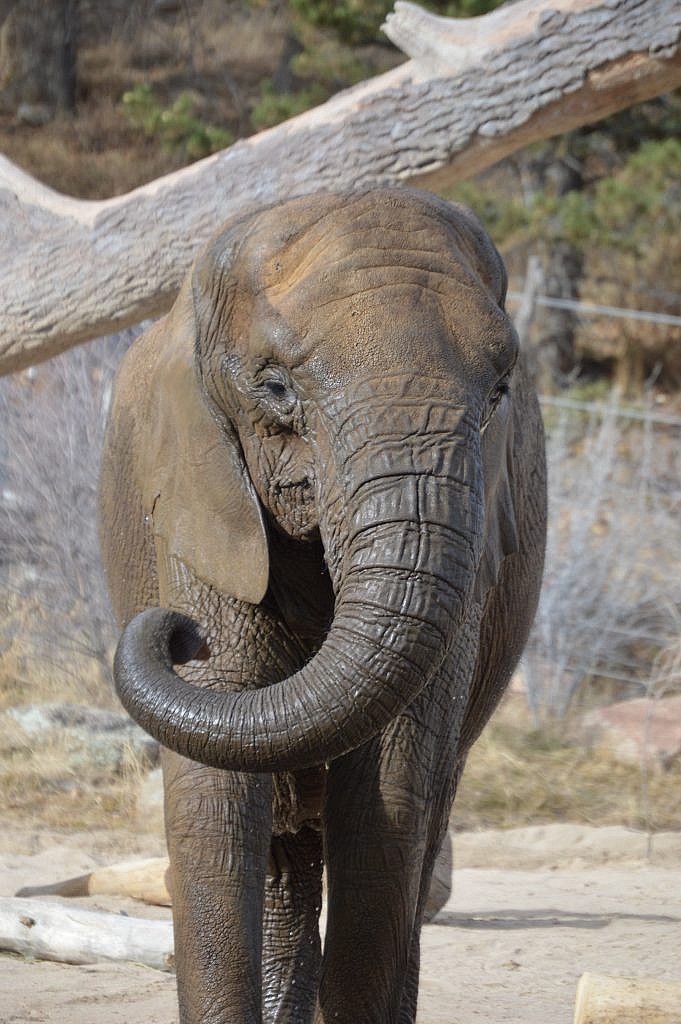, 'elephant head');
112,188,522,772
